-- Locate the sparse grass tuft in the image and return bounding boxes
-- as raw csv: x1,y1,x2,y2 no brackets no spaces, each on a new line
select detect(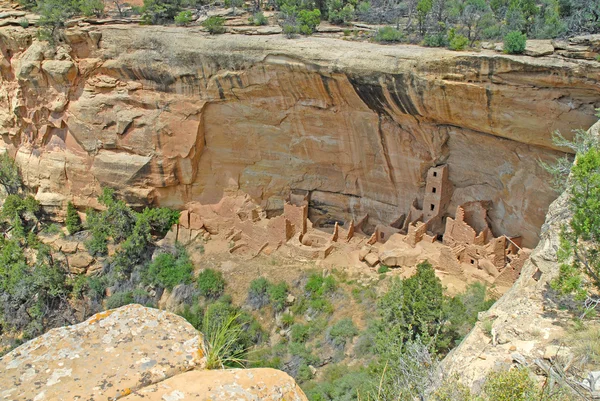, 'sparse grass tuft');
202,311,247,369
